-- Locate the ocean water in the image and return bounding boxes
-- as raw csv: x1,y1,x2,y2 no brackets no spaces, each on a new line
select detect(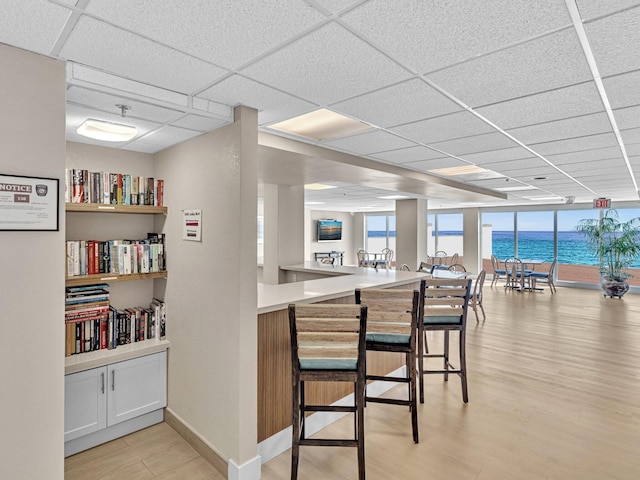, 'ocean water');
368,230,640,267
